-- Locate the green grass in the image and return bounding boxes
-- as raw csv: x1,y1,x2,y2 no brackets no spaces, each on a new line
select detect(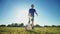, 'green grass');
0,27,60,34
